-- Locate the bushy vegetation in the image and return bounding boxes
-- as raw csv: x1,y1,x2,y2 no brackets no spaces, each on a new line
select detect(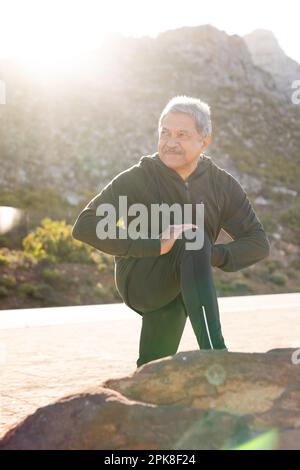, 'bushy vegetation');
269,273,288,286
215,277,254,297
0,217,119,308
22,217,94,263
0,247,36,268
0,274,17,287
0,286,8,297
17,282,50,300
